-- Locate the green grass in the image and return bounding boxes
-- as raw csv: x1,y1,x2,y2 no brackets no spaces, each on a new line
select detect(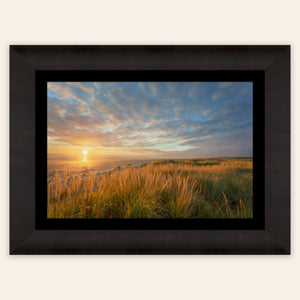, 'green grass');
47,158,253,219
152,159,220,167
